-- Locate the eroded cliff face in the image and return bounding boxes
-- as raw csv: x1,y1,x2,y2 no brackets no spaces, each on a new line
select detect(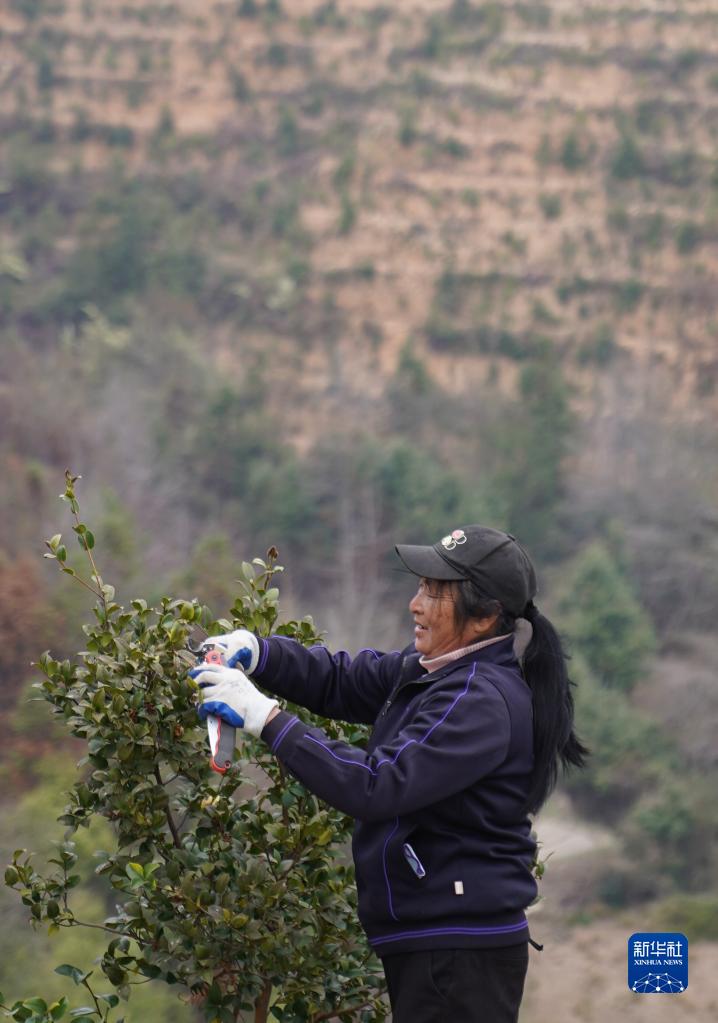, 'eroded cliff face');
3,0,718,432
